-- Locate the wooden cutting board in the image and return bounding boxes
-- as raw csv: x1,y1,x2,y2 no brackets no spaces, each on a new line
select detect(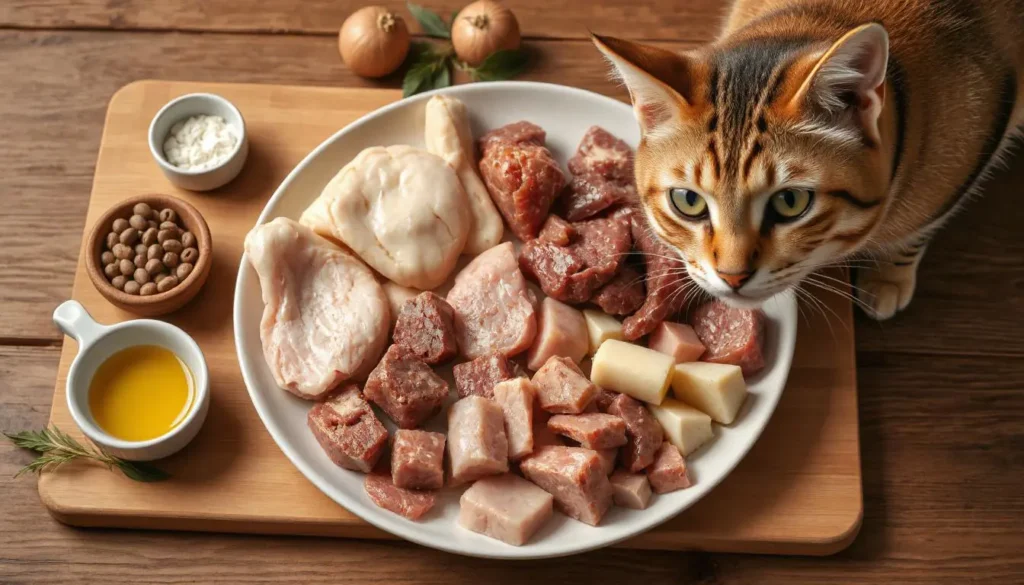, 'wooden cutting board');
41,80,862,556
